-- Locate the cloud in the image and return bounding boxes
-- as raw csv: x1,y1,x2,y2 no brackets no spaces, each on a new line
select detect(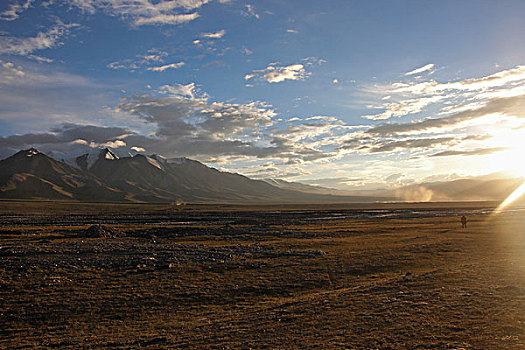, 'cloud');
367,94,525,136
0,60,115,139
0,59,91,86
0,83,351,167
404,63,434,76
242,4,259,18
366,137,456,153
0,0,34,21
429,147,511,157
108,50,170,71
3,62,523,183
0,123,130,149
27,55,54,63
200,29,226,38
159,82,197,98
246,63,310,83
362,64,525,121
134,12,199,25
68,0,220,26
362,95,444,120
147,62,185,71
0,22,78,56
